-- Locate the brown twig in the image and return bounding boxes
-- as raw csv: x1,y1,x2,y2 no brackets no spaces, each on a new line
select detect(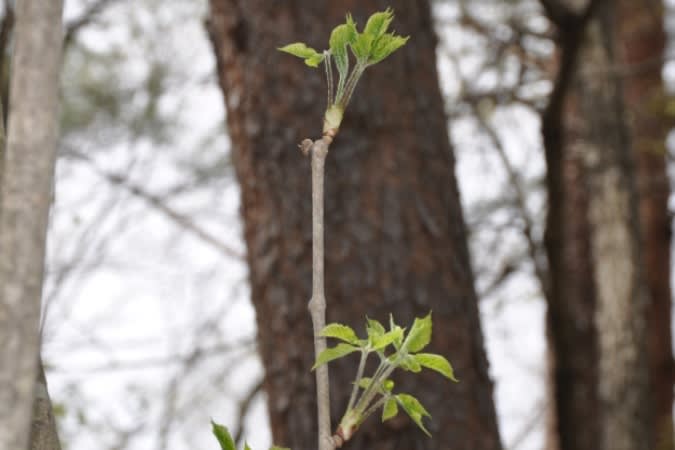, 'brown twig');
306,134,335,450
